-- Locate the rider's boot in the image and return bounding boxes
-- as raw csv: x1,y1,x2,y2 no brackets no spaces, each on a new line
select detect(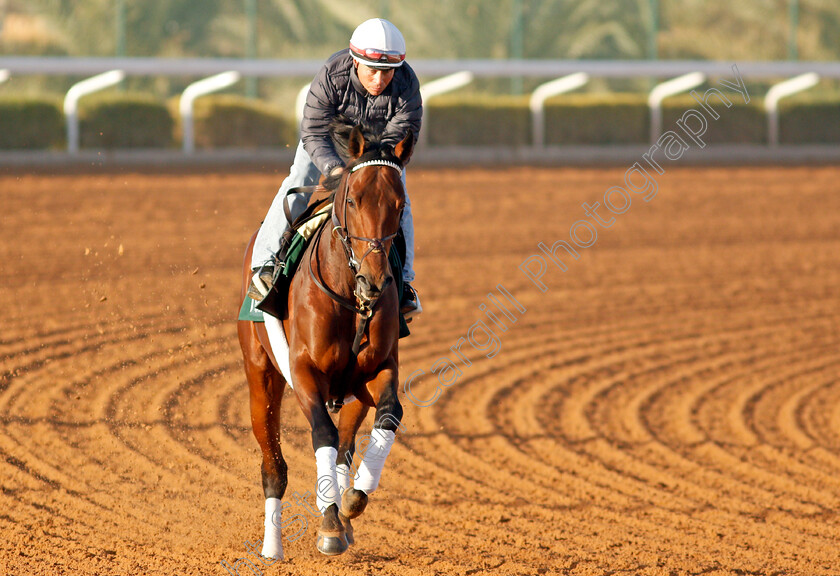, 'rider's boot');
247,229,295,301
